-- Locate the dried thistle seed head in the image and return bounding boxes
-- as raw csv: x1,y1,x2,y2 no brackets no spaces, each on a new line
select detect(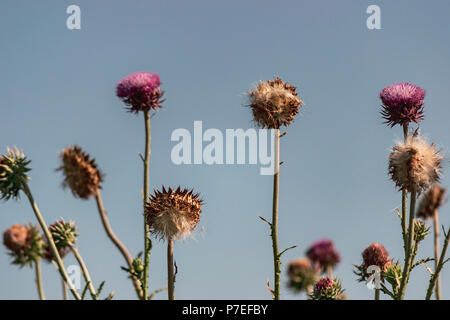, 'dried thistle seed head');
0,147,31,201
145,186,203,240
417,184,447,219
116,72,164,113
380,82,425,127
57,146,104,200
306,239,341,271
287,258,319,293
310,277,345,300
388,135,443,193
248,77,302,129
3,224,44,267
362,243,391,271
